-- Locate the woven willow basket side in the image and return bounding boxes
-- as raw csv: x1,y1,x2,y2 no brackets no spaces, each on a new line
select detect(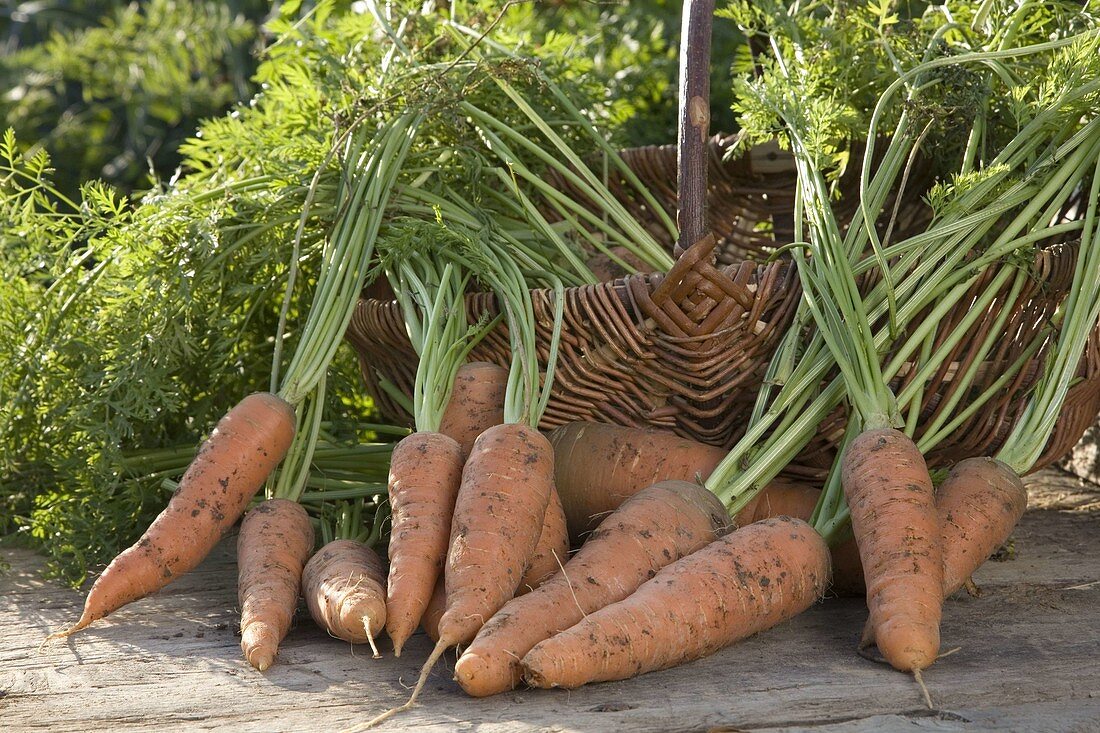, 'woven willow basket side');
346,139,1100,476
